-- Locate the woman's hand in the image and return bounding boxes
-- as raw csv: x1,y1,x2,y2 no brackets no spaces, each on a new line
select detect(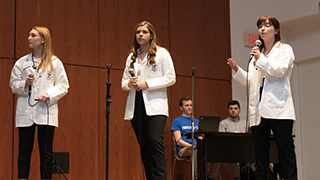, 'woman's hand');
25,77,34,88
128,77,148,91
134,81,149,91
128,76,138,87
227,58,239,72
250,46,261,60
38,93,50,102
